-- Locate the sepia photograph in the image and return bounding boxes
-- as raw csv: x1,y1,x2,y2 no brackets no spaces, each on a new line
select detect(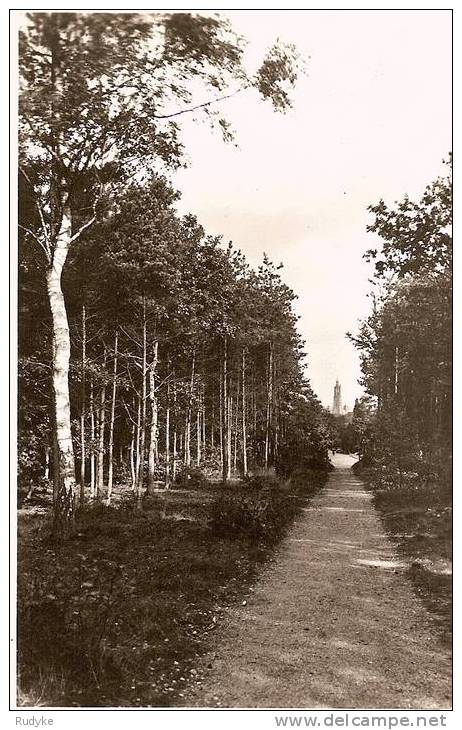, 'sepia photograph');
13,6,452,714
